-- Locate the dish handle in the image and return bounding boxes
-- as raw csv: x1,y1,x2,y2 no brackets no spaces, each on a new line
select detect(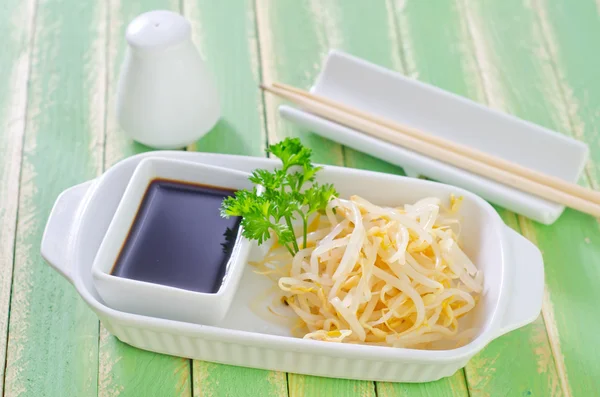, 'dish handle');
496,227,545,338
41,180,94,284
